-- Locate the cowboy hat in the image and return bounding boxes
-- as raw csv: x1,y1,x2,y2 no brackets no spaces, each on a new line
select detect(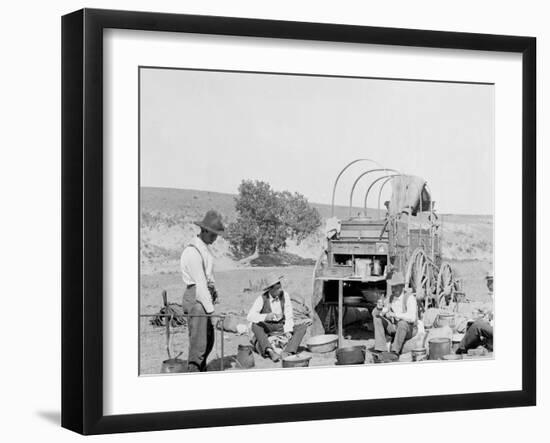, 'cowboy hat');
388,271,405,287
194,210,225,235
262,274,285,292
